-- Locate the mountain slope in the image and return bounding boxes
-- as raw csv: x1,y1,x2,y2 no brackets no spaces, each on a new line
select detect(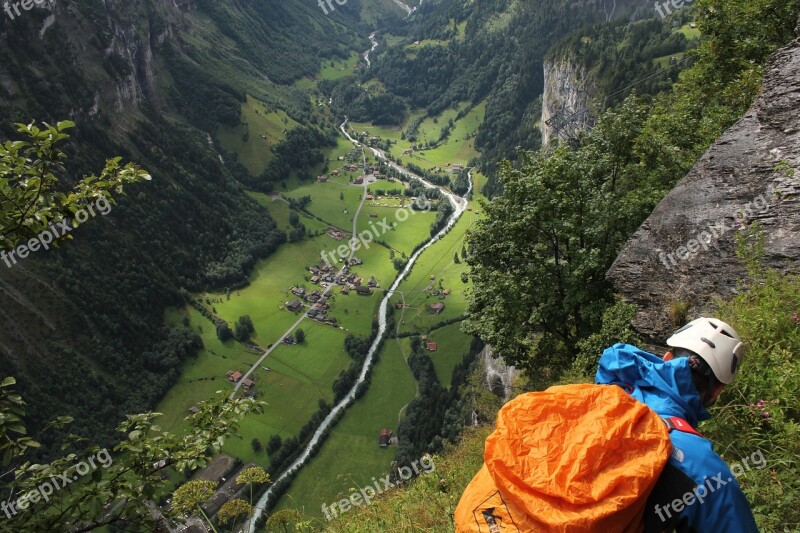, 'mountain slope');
0,0,400,453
